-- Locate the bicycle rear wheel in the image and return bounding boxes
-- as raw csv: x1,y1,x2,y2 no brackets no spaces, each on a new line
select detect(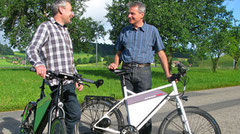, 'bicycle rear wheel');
50,118,67,134
158,106,221,134
79,99,124,134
